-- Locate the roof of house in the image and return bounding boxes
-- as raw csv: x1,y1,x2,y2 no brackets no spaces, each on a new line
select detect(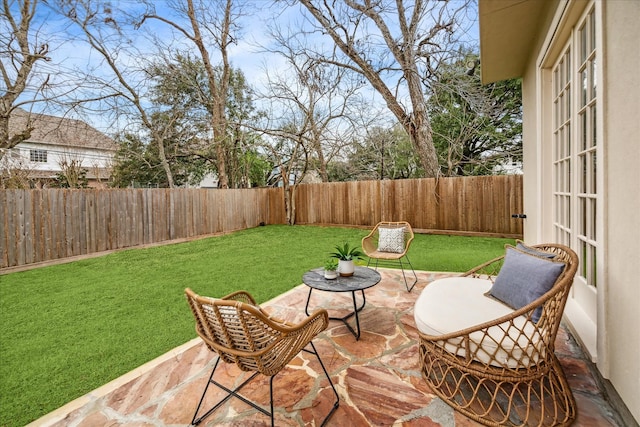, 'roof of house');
8,108,118,152
478,0,548,84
